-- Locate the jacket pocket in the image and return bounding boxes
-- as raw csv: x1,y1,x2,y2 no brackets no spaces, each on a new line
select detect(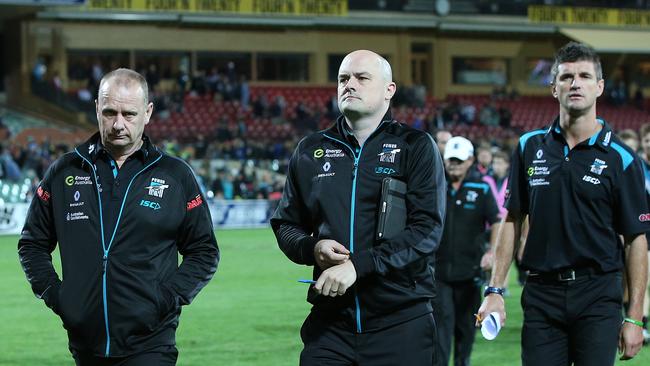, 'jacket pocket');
155,282,177,320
